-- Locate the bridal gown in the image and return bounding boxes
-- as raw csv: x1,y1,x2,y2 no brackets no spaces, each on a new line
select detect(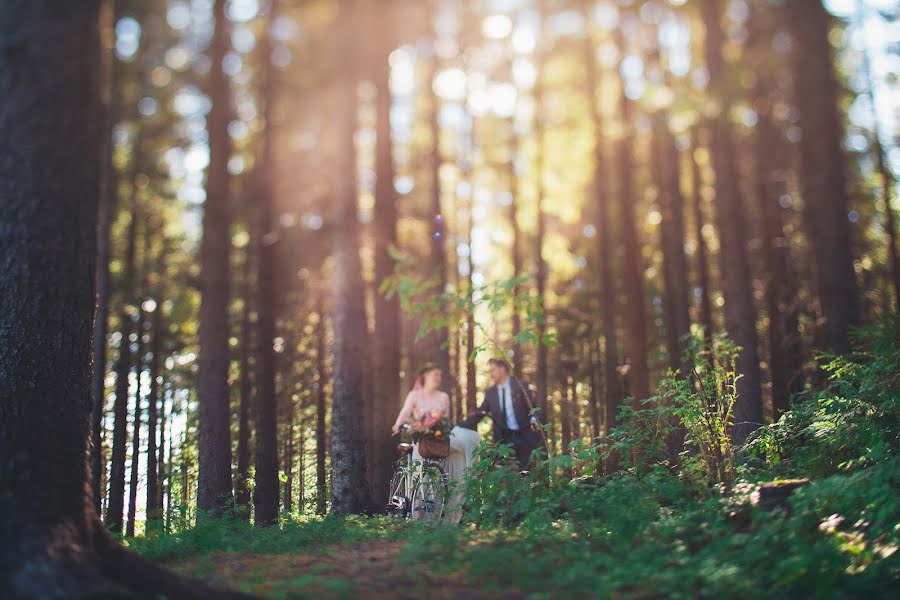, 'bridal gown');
413,425,481,523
